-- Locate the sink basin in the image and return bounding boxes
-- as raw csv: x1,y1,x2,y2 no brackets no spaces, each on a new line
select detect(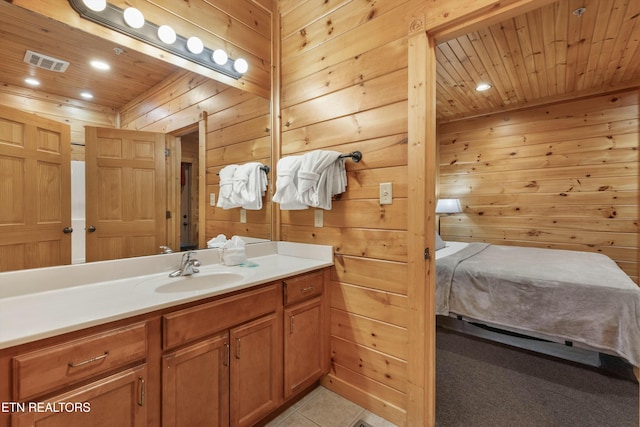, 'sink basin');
149,272,244,293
